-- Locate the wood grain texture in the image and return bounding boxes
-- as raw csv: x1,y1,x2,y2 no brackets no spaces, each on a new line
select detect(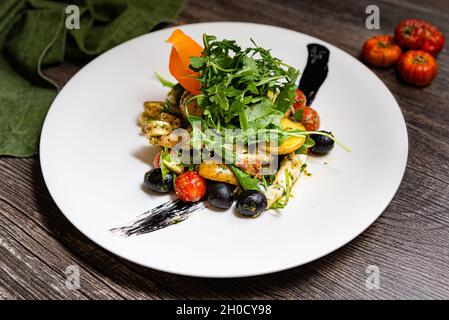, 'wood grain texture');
1,0,449,300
